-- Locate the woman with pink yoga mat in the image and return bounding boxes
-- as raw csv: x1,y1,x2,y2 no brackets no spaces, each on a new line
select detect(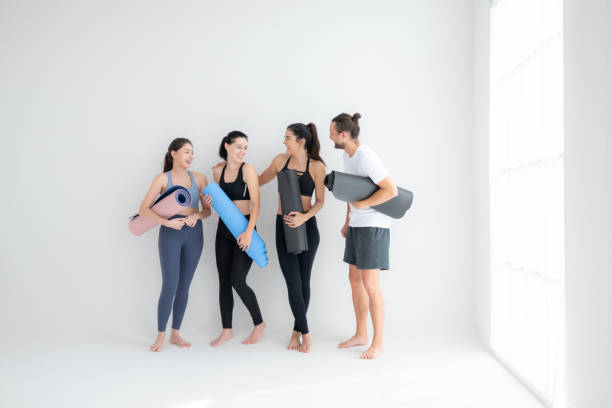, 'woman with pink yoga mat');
138,138,211,352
